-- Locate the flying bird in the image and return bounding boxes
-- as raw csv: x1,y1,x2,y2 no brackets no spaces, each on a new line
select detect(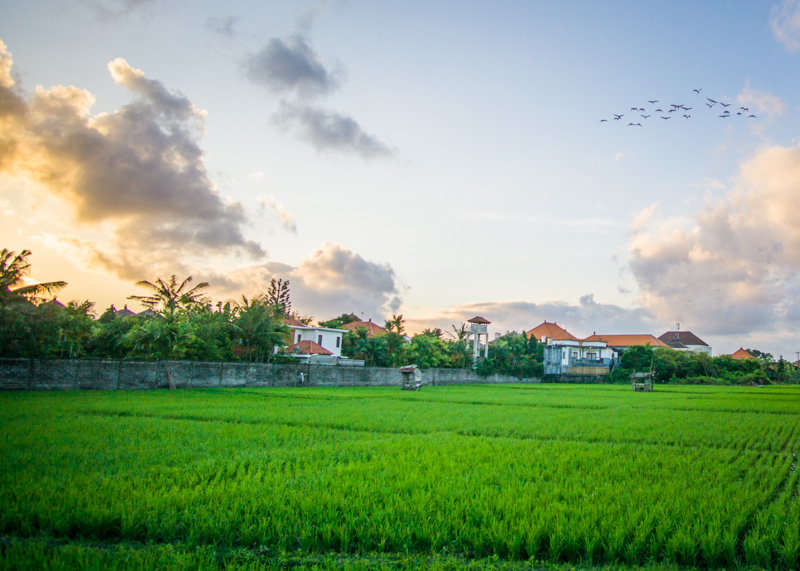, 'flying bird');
661,116,671,120
683,114,691,119
641,114,651,119
648,100,659,104
655,108,664,113
721,102,731,108
693,88,702,94
614,114,623,120
707,98,717,104
600,119,608,122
